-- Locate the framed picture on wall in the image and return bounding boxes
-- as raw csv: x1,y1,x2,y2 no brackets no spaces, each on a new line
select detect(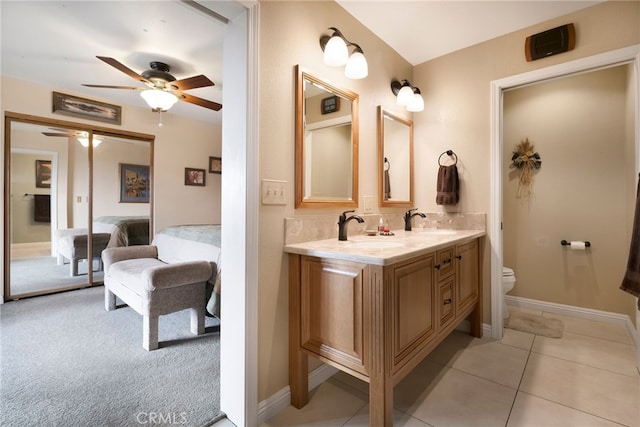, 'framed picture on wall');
185,168,206,186
52,91,122,125
119,163,150,203
209,156,221,174
35,159,52,188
